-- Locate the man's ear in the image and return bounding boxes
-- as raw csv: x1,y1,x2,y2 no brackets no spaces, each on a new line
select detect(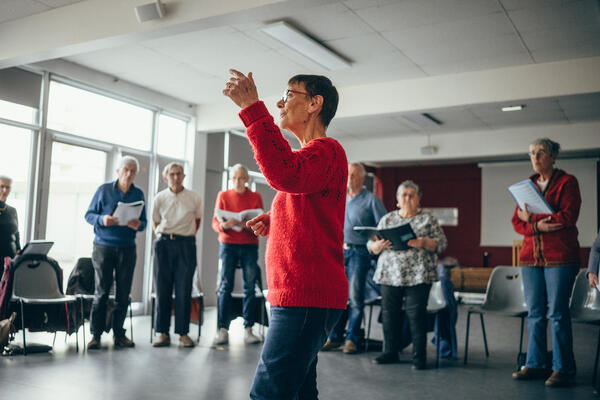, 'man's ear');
163,175,168,183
